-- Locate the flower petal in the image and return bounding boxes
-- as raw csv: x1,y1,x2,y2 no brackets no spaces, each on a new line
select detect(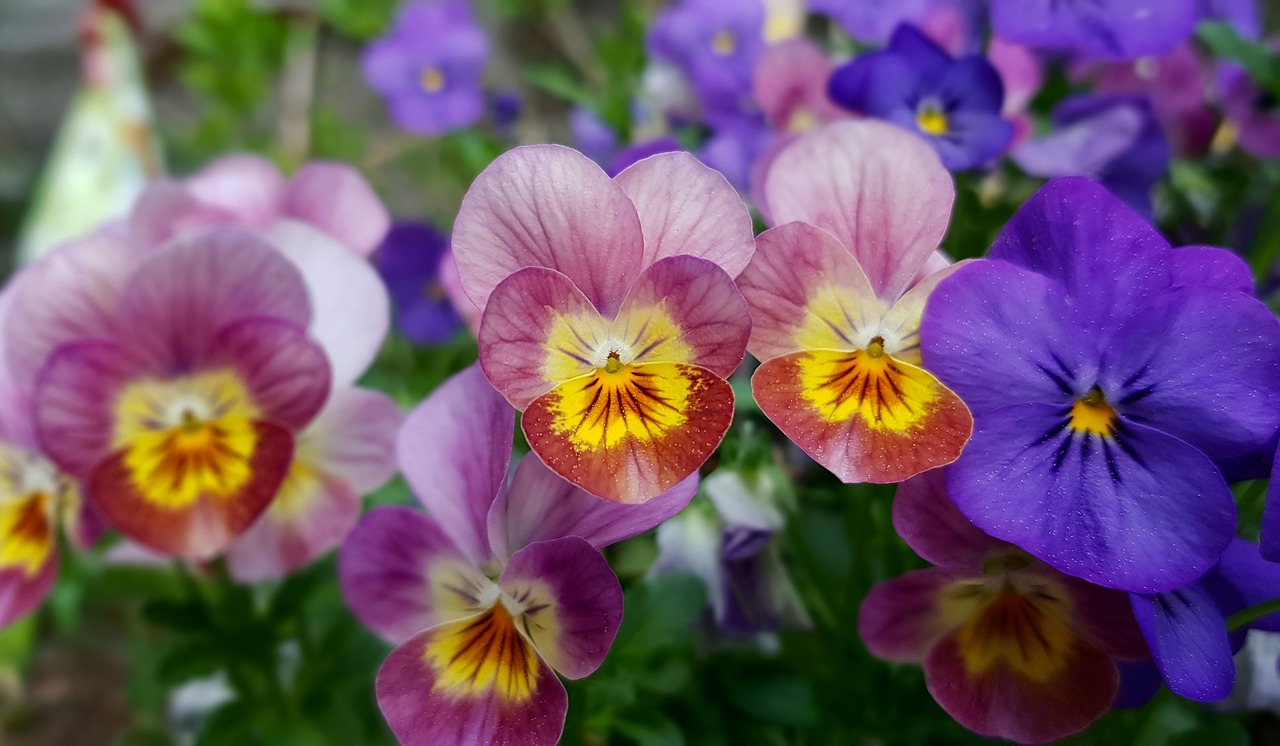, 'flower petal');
265,220,391,387
1130,586,1234,701
478,267,609,410
523,362,733,504
452,145,644,315
184,154,287,229
340,506,493,643
1171,246,1253,294
613,255,750,377
859,568,959,662
204,317,331,430
282,161,390,257
892,468,1005,569
612,152,755,277
487,455,696,560
763,120,954,301
34,341,141,477
297,386,402,493
400,365,513,567
499,536,623,679
115,228,312,373
376,613,566,746
736,222,882,362
0,559,57,627
947,402,1235,593
752,350,972,483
